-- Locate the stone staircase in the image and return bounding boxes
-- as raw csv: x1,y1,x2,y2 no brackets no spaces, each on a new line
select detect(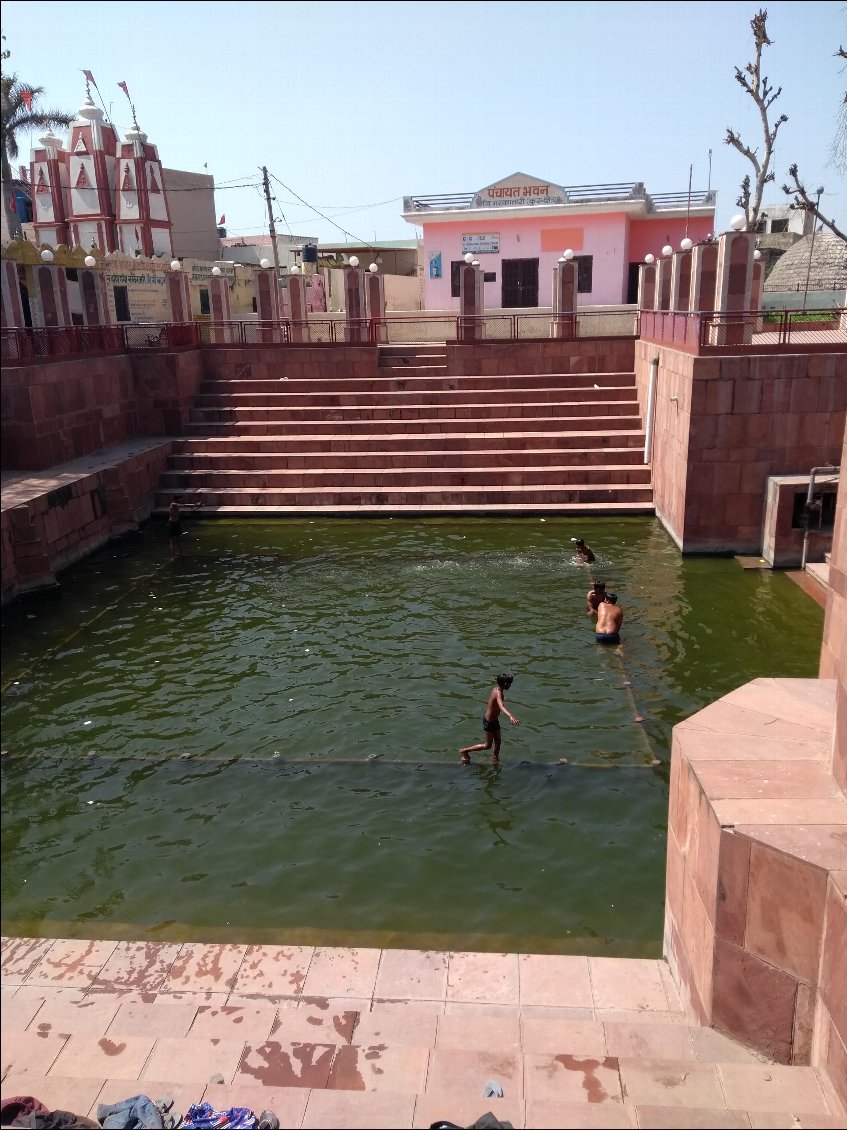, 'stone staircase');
2,940,843,1130
153,345,654,516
